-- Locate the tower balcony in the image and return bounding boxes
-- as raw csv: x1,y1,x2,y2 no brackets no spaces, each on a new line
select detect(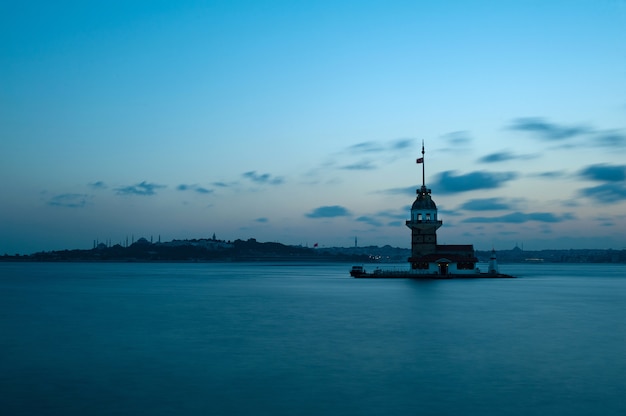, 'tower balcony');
405,219,443,230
